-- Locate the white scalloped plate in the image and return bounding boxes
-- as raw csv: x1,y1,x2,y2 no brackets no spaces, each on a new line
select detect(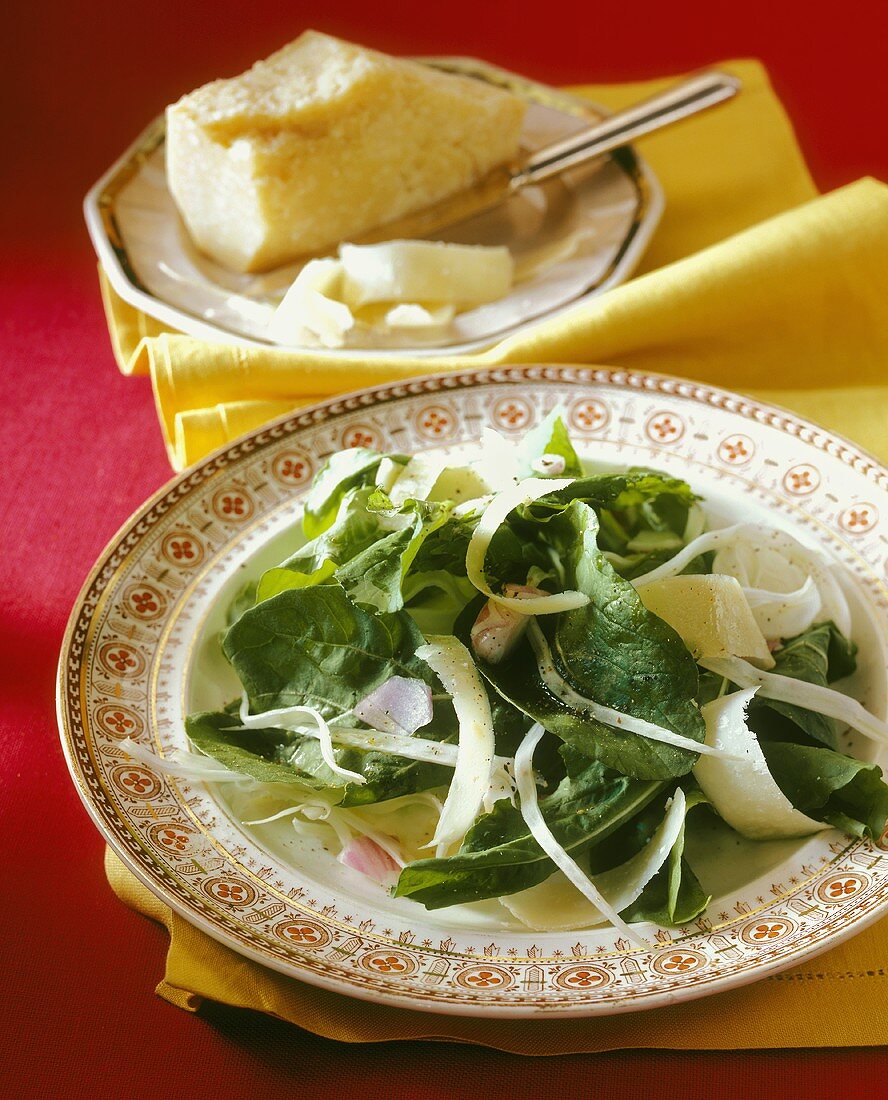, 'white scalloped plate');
58,367,888,1017
84,58,663,356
